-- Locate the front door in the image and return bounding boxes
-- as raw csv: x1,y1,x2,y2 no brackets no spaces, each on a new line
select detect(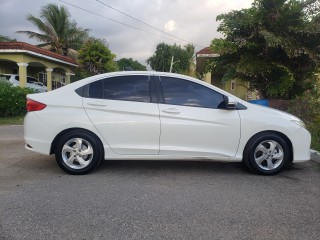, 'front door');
158,76,241,159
